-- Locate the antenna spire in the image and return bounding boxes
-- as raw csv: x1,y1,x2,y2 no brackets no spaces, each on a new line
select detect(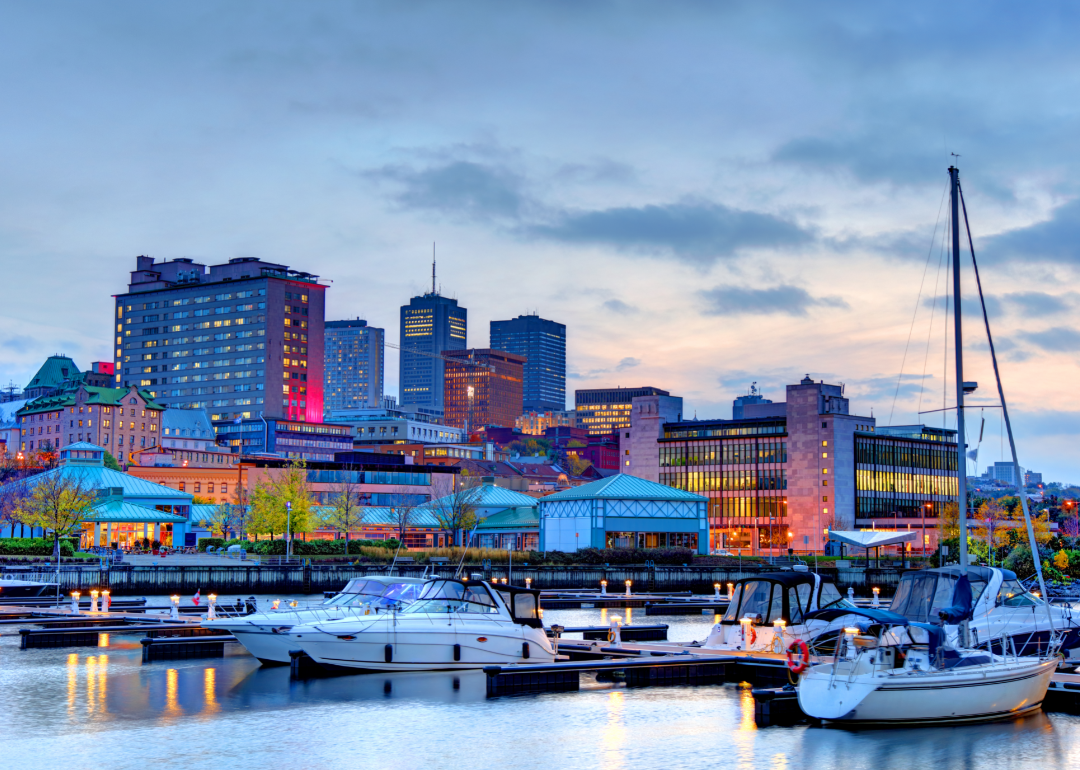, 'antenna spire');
432,242,436,295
